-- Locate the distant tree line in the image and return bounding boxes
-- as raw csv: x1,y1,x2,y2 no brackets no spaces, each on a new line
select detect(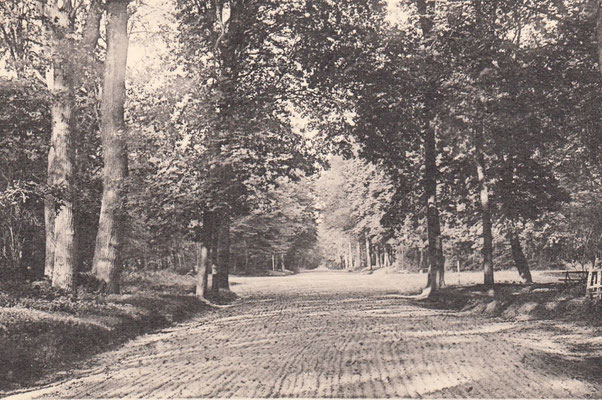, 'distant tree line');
1,0,602,298
305,0,602,295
